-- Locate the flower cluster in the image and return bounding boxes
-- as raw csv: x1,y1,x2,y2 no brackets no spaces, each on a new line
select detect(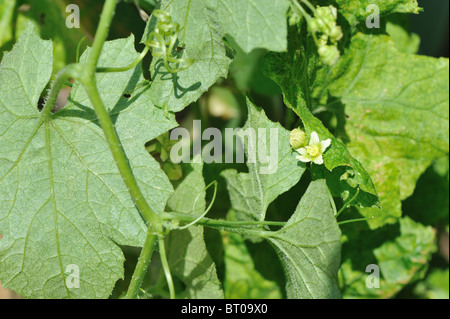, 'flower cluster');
309,5,343,66
290,129,331,165
146,10,193,73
